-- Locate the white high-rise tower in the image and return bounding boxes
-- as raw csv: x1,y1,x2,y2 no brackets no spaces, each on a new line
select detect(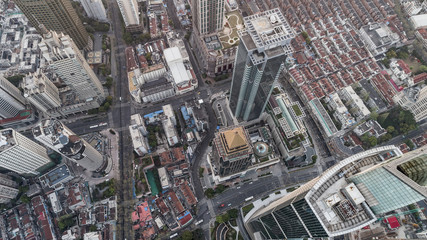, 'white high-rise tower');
0,129,51,175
